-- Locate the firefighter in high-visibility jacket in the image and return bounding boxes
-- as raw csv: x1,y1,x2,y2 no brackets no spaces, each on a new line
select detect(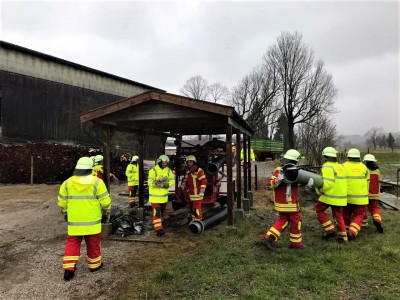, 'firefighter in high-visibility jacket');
240,147,256,162
92,154,104,180
362,154,383,233
126,155,139,207
262,149,303,250
311,147,348,244
183,155,207,220
148,155,175,237
58,157,111,281
343,148,370,240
